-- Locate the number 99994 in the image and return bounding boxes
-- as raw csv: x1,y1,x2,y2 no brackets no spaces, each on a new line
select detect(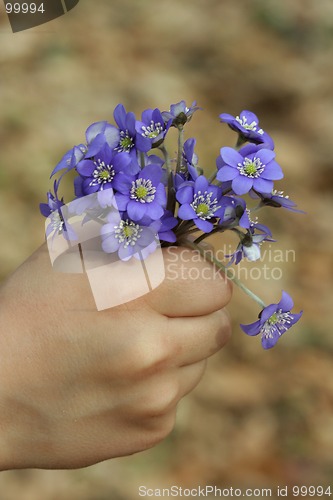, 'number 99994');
5,3,45,14
292,485,332,497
